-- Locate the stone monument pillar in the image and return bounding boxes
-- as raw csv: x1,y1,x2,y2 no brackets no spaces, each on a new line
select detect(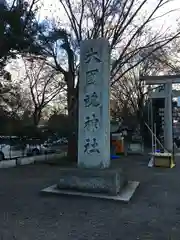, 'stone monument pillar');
164,82,173,152
78,39,110,168
45,38,130,198
42,40,138,198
